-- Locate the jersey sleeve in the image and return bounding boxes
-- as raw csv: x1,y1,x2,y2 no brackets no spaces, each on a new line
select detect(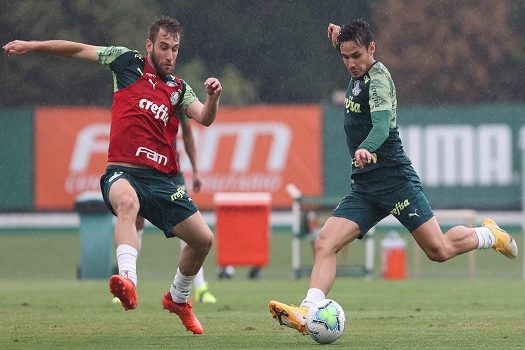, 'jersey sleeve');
358,110,390,152
176,81,199,118
369,74,393,113
96,46,131,68
359,71,394,152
